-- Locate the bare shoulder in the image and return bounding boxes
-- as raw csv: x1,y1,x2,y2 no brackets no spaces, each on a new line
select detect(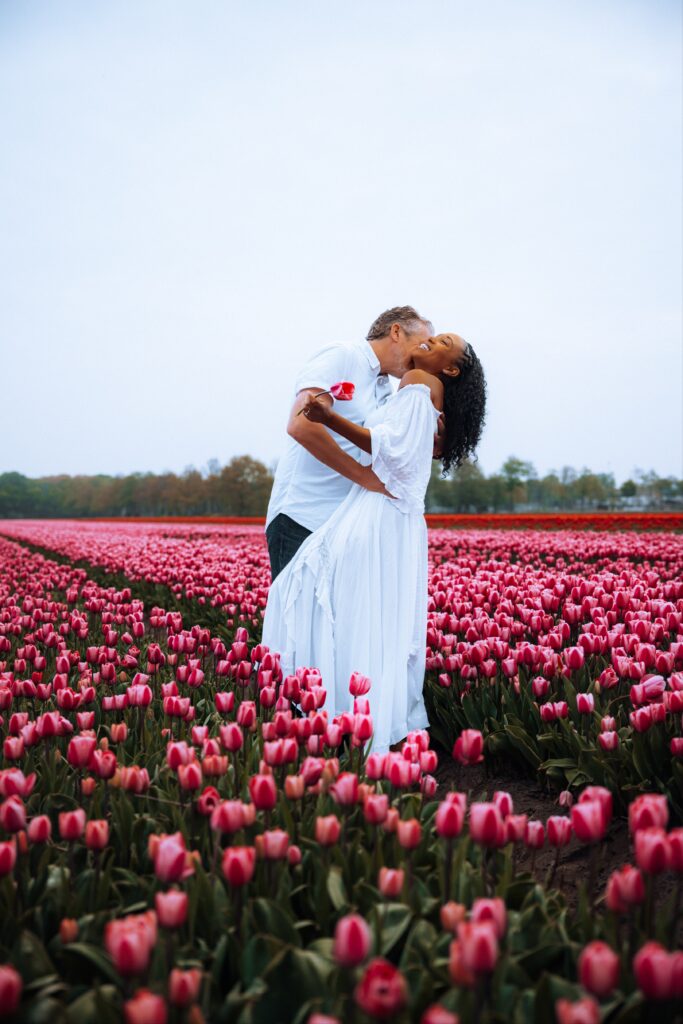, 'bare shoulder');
398,370,444,408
